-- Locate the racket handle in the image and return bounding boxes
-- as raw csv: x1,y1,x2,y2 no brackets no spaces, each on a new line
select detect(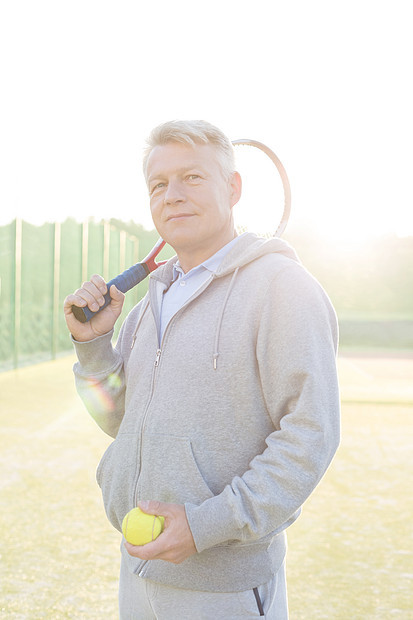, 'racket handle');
72,262,150,323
